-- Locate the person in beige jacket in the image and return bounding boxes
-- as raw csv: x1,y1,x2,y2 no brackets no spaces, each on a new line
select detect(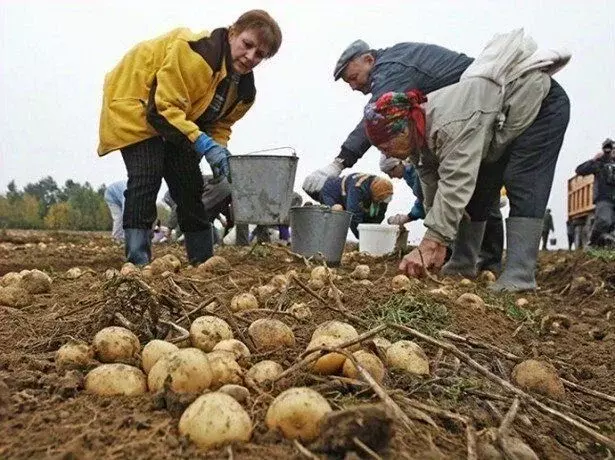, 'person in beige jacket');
364,30,570,292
